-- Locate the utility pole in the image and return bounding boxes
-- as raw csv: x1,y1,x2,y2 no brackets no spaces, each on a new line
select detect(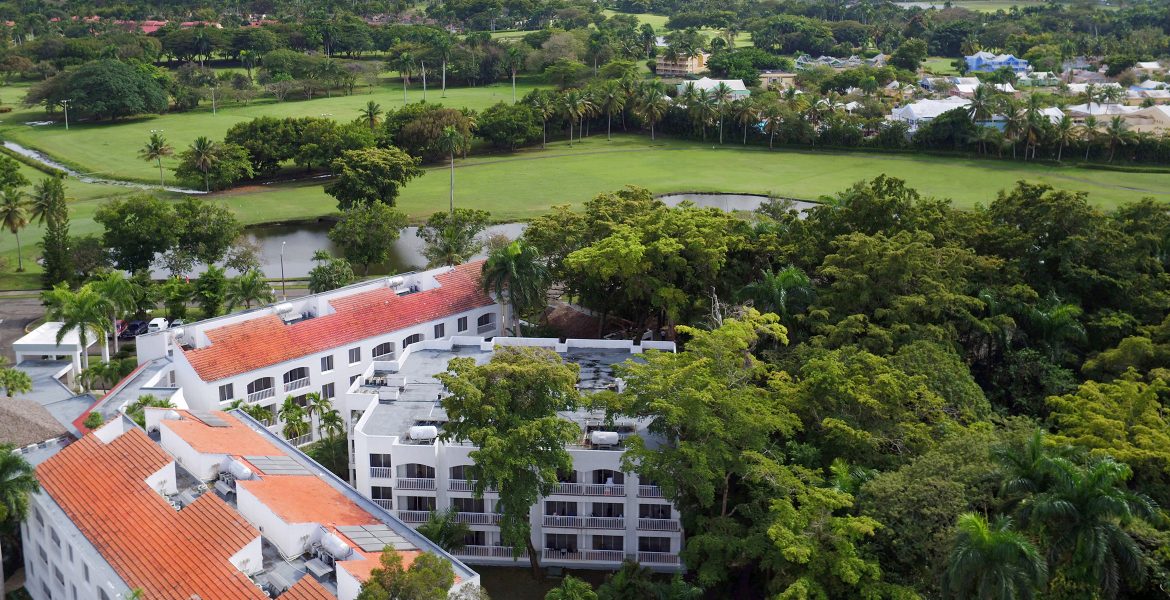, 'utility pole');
61,99,71,130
